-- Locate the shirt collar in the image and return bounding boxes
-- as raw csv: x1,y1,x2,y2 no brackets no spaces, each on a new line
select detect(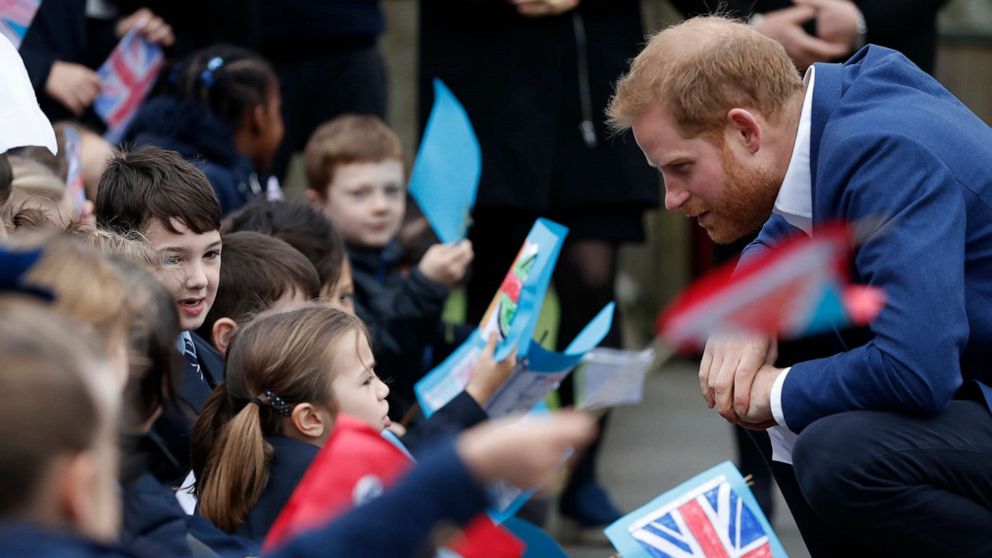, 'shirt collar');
773,66,816,236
